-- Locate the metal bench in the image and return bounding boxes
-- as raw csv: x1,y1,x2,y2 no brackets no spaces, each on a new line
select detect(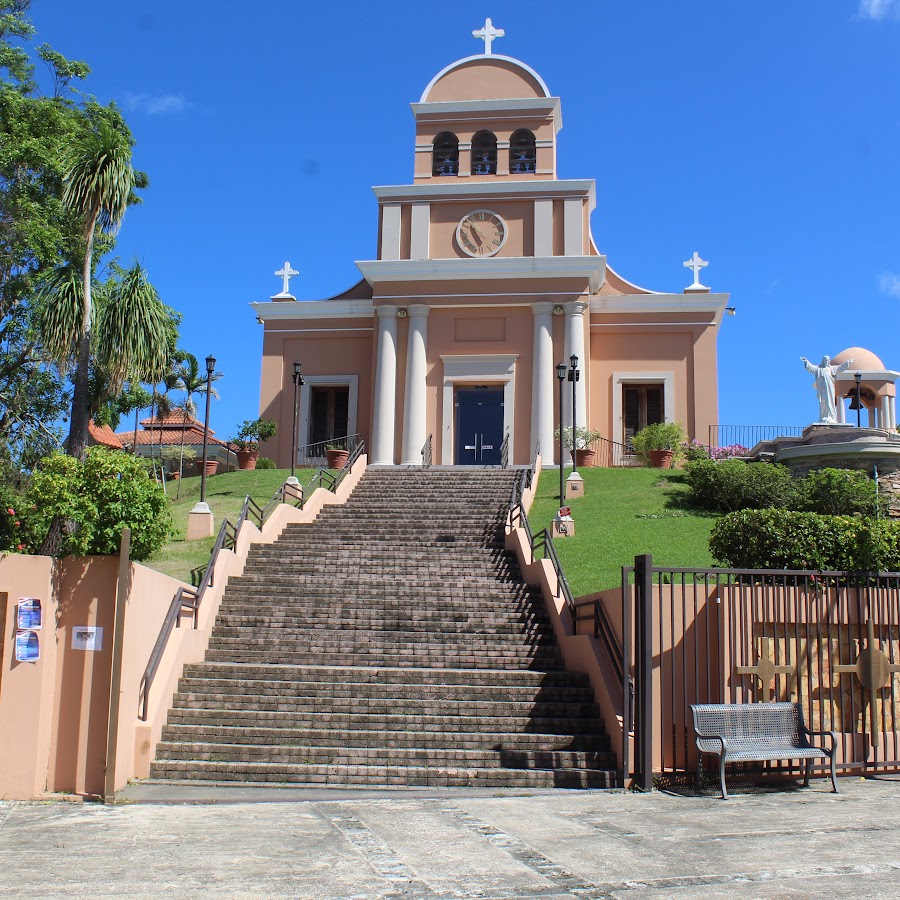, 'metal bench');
691,702,838,799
